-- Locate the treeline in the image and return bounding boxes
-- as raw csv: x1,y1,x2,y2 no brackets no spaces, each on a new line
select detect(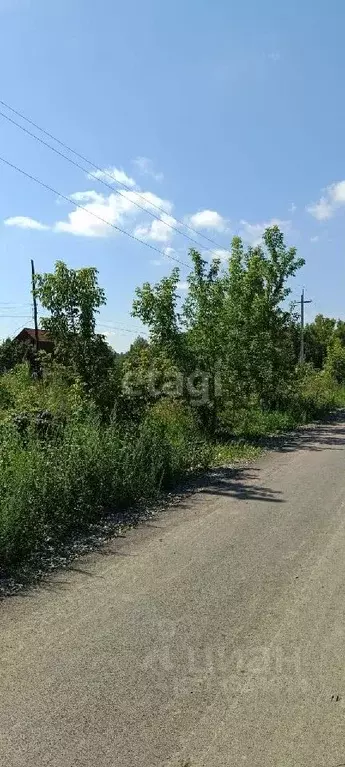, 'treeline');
1,226,344,575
